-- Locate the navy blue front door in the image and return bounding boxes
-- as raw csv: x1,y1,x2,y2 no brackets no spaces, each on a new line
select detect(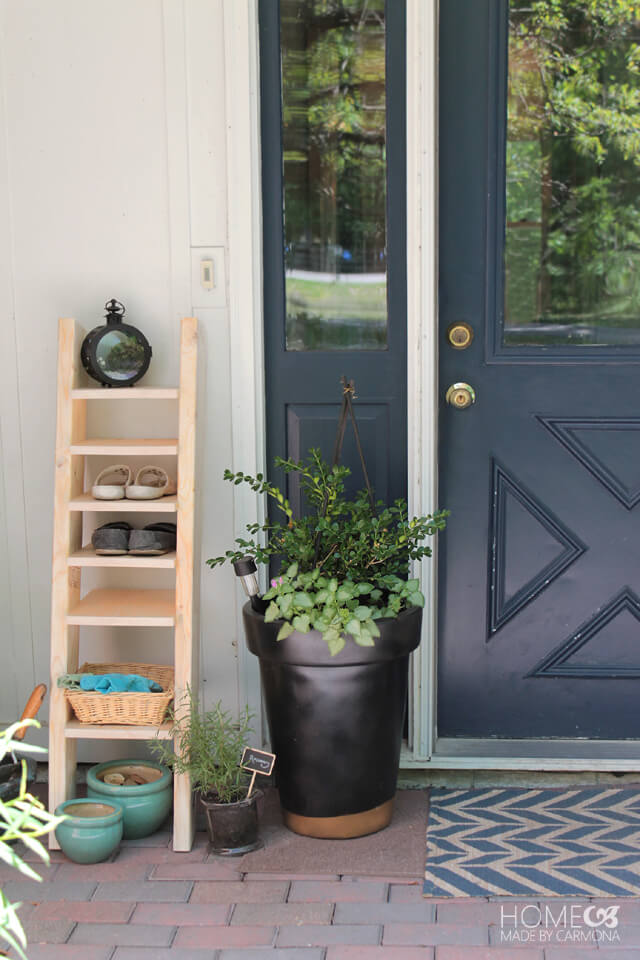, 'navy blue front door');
438,0,640,739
